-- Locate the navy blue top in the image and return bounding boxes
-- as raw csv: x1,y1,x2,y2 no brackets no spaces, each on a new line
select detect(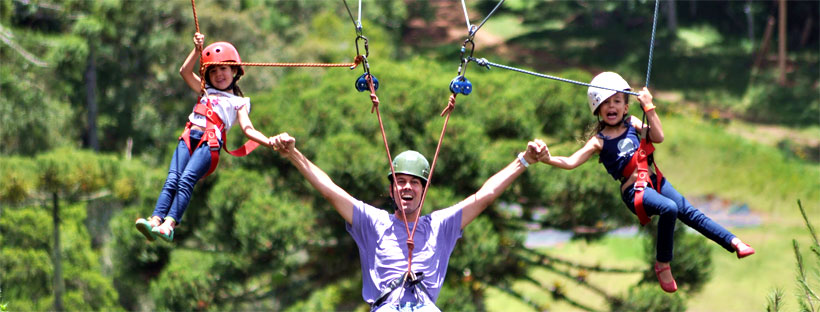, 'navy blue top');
597,121,640,180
